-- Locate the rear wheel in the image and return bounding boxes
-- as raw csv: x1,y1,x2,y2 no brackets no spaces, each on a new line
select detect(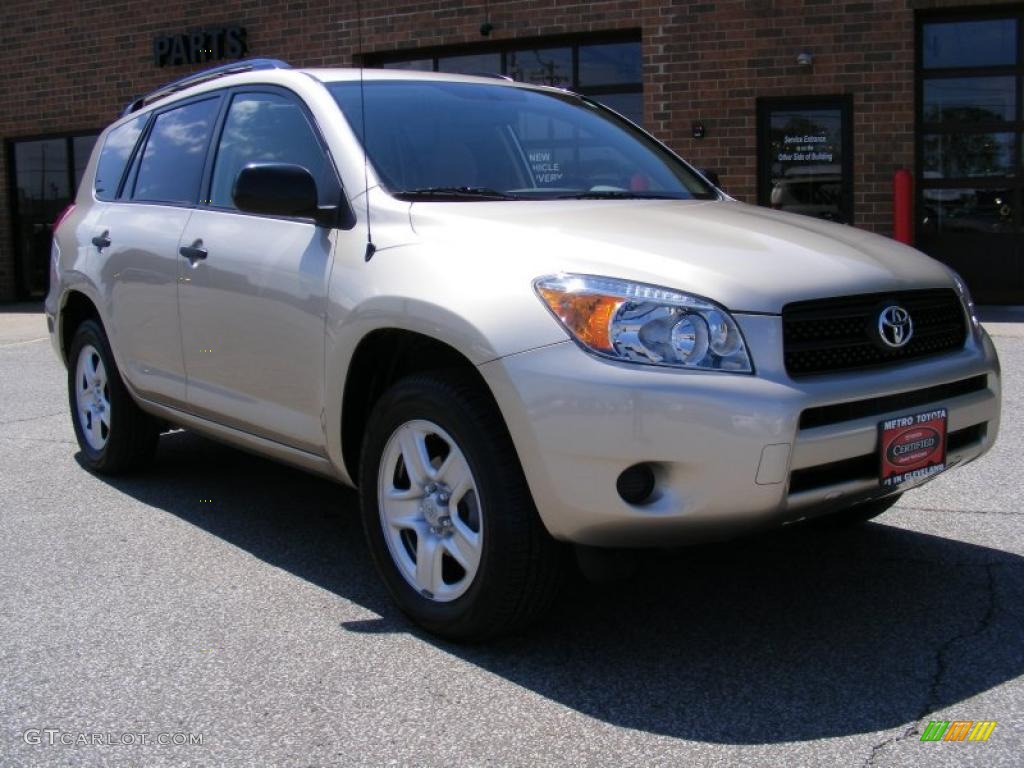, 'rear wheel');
68,319,159,474
359,372,564,640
